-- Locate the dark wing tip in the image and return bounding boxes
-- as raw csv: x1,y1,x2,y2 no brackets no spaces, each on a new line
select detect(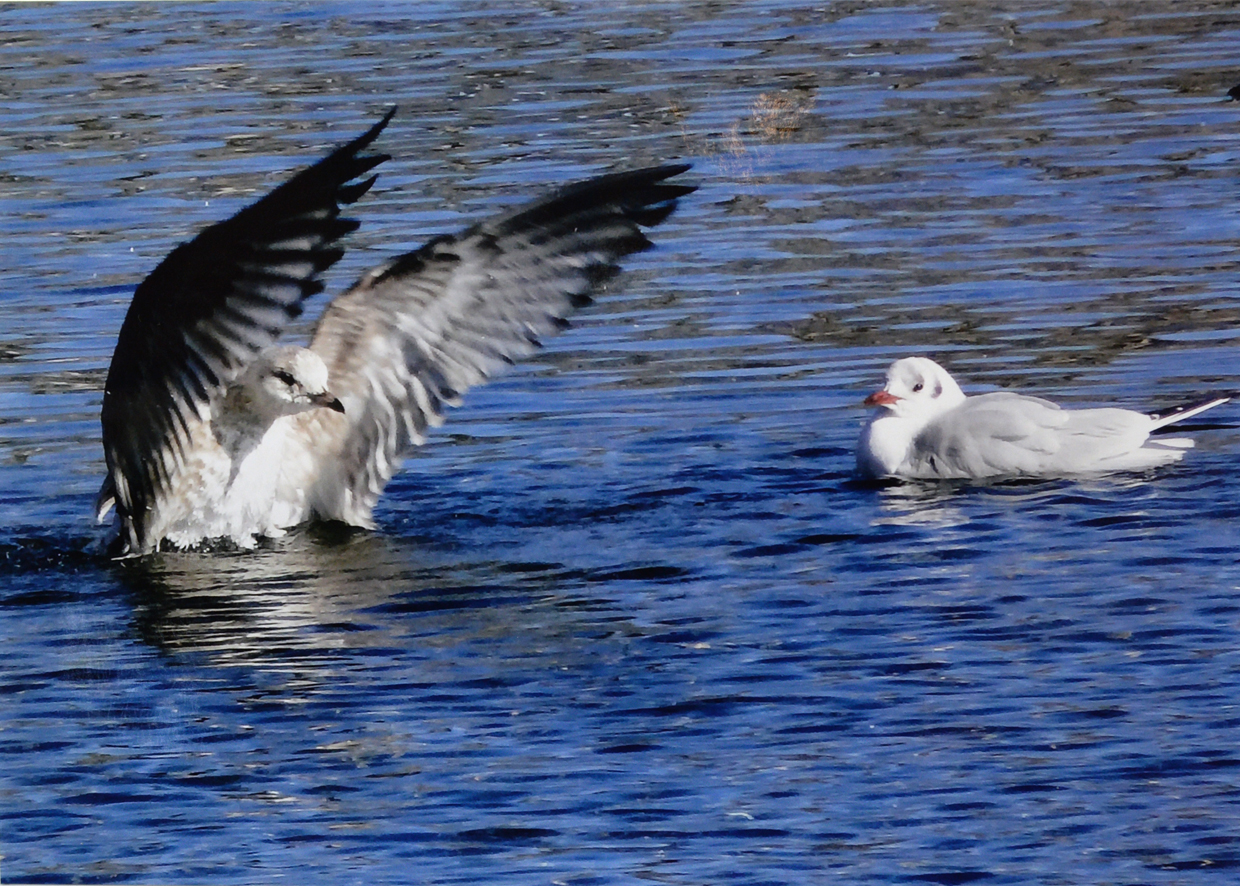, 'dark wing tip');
357,106,398,148
338,174,382,206
321,106,397,168
1148,394,1232,430
1149,393,1231,420
102,109,400,537
279,107,397,210
551,162,698,214
486,162,696,245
